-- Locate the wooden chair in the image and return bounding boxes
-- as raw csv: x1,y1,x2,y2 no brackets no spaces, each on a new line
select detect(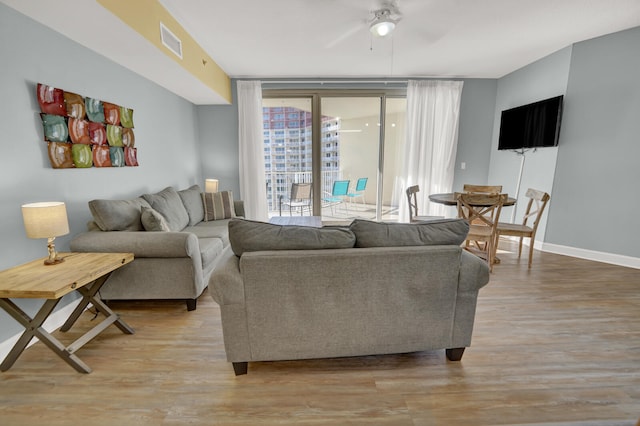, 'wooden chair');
279,182,312,216
463,184,503,222
456,192,508,272
496,188,550,268
463,184,503,194
406,185,443,223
